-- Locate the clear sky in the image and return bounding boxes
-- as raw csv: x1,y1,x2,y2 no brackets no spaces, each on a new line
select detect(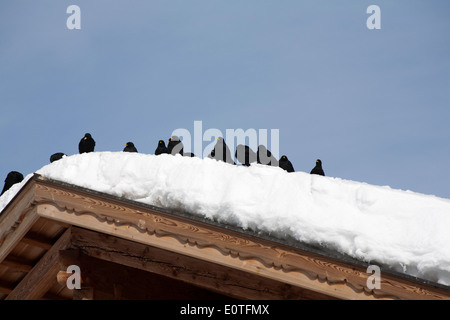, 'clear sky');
1,1,449,198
